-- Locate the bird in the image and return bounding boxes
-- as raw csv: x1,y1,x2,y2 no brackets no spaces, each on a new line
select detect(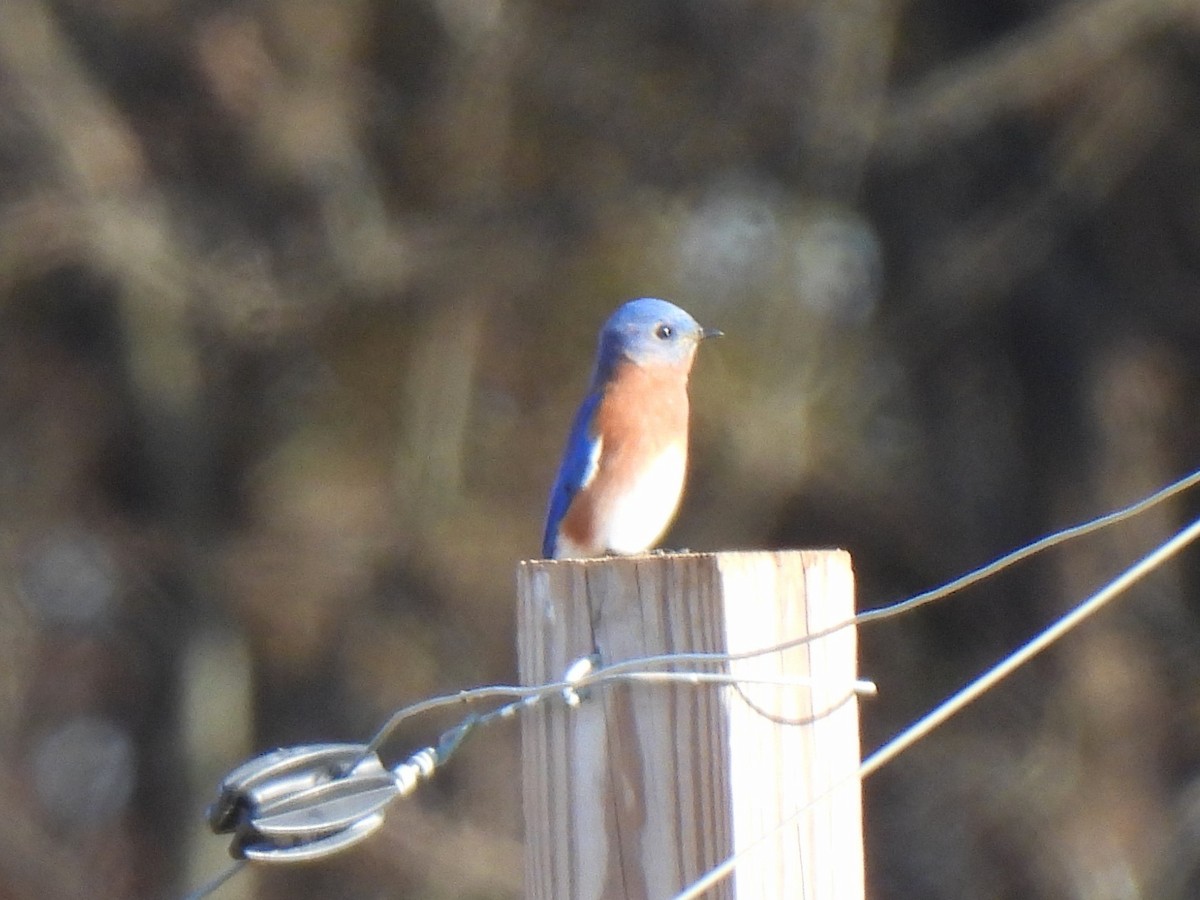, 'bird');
542,297,721,559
